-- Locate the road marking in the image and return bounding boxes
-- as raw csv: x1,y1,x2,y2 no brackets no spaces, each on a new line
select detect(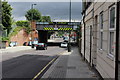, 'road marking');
32,58,56,80
32,51,67,80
